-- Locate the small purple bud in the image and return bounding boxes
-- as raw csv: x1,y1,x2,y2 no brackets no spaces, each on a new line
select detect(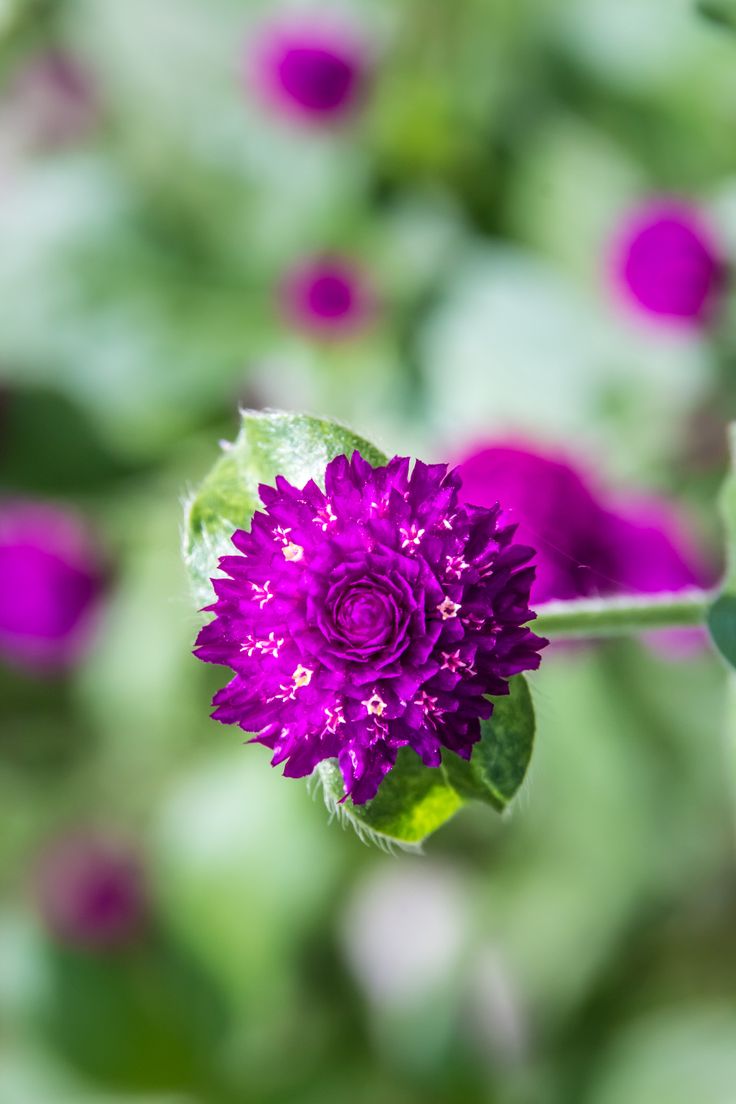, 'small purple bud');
280,256,374,336
0,500,106,674
611,199,724,327
248,17,367,125
35,830,147,951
